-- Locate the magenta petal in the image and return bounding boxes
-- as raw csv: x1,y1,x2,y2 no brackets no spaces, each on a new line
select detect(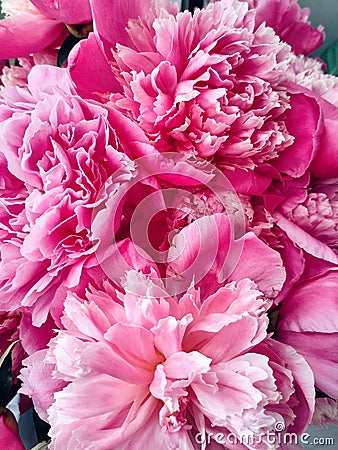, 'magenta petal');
30,0,92,24
90,0,153,47
310,98,338,178
274,91,321,178
68,32,121,99
0,414,25,450
0,14,65,59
